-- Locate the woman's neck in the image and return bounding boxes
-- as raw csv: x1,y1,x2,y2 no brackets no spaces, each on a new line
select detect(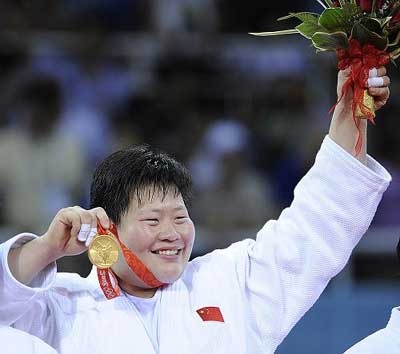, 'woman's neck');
119,279,158,298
